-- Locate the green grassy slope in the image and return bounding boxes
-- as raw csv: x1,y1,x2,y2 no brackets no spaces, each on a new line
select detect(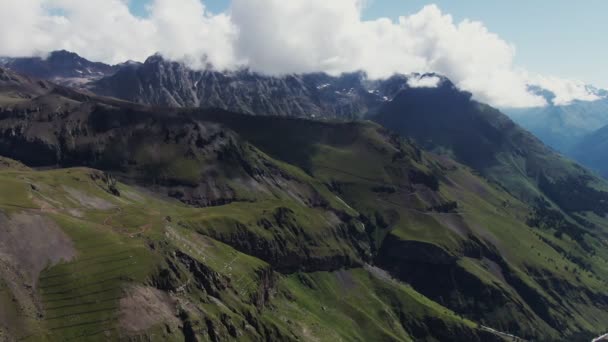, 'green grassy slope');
1,67,607,340
197,112,608,340
0,162,500,342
